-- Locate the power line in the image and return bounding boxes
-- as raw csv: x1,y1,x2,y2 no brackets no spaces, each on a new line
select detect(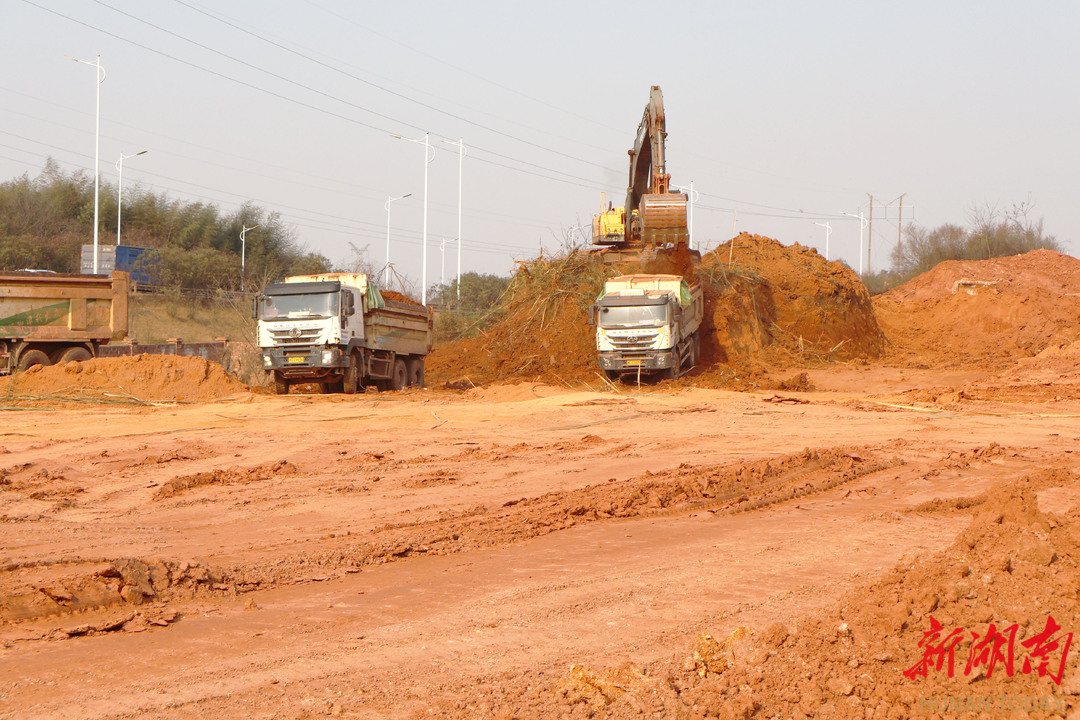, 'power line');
164,0,622,173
